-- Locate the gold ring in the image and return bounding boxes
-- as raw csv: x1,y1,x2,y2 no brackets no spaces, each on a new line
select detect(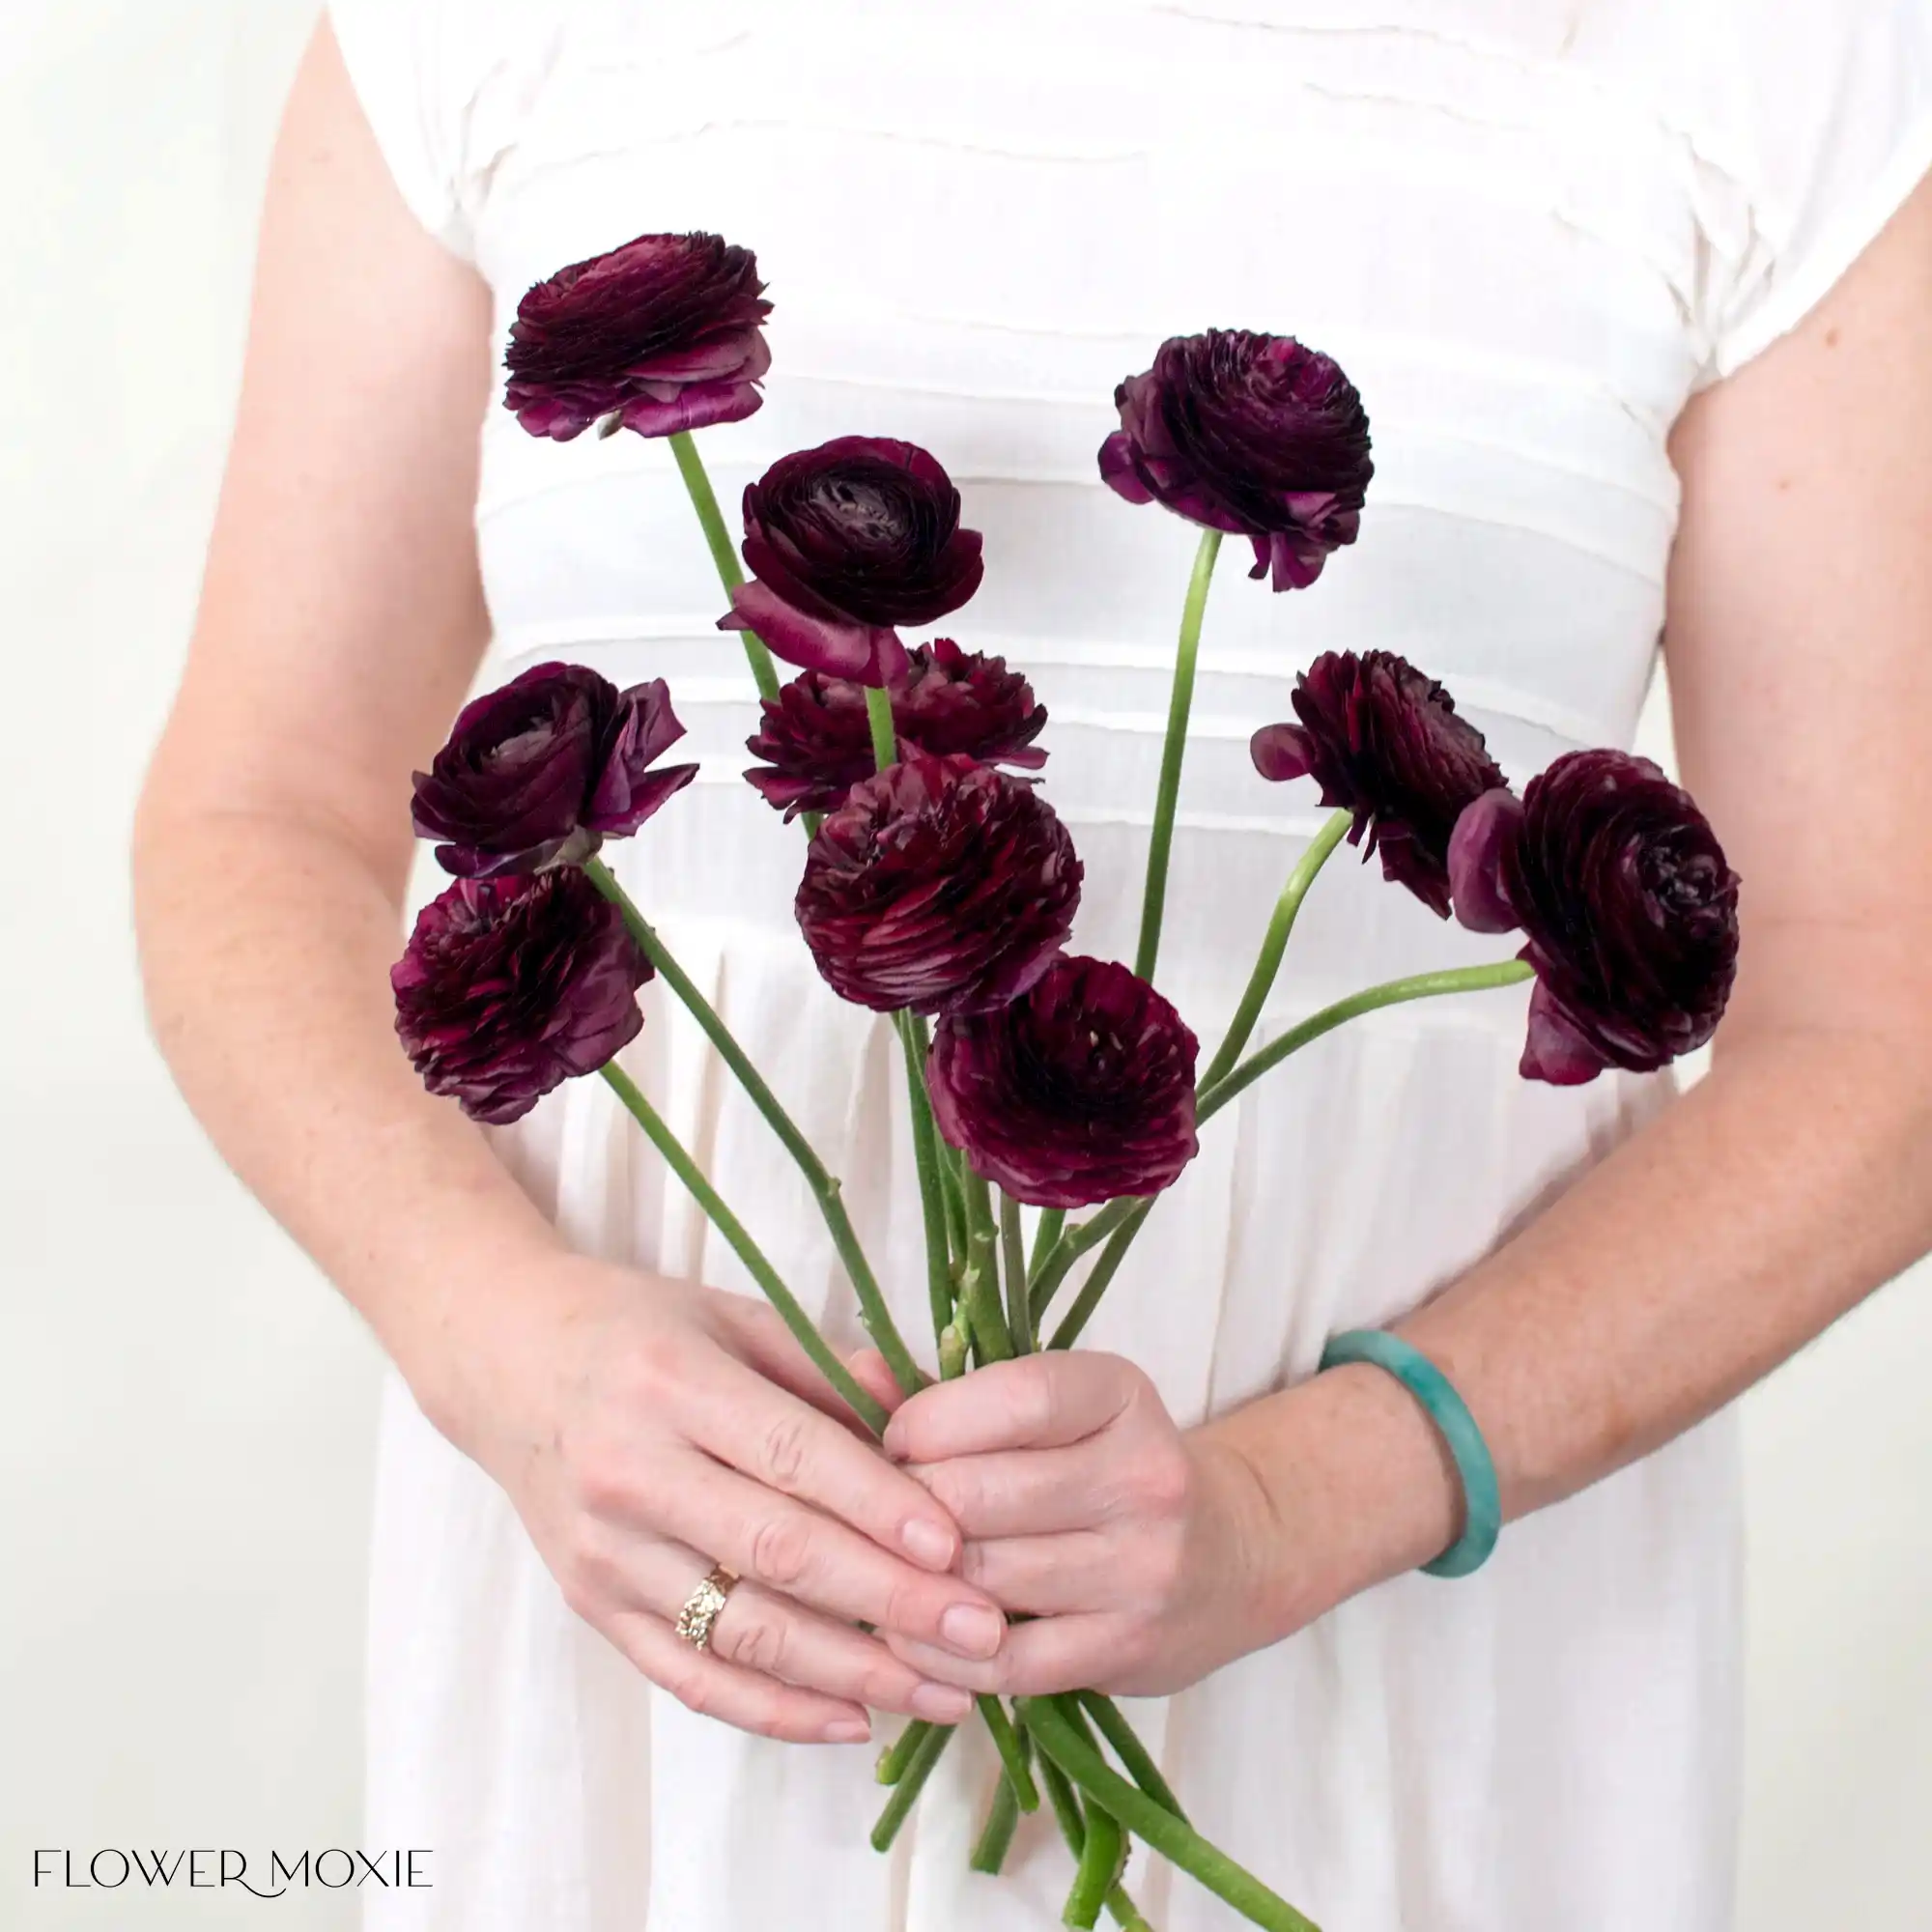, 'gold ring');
673,1563,739,1652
